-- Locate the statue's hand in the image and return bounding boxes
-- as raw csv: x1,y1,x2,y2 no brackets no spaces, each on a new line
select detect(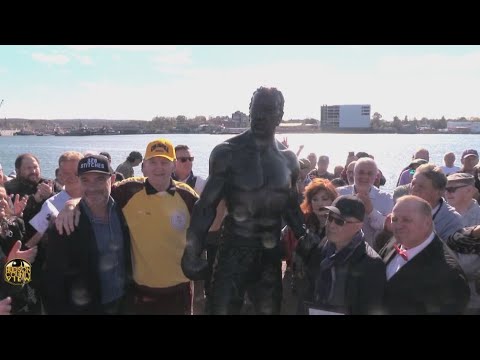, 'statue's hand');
295,232,321,261
181,248,208,281
292,251,306,280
